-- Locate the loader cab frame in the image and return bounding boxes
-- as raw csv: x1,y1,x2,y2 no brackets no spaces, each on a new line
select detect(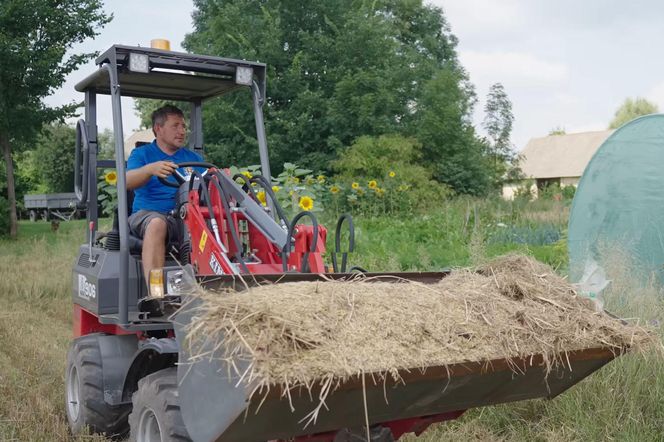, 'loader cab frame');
73,45,270,329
